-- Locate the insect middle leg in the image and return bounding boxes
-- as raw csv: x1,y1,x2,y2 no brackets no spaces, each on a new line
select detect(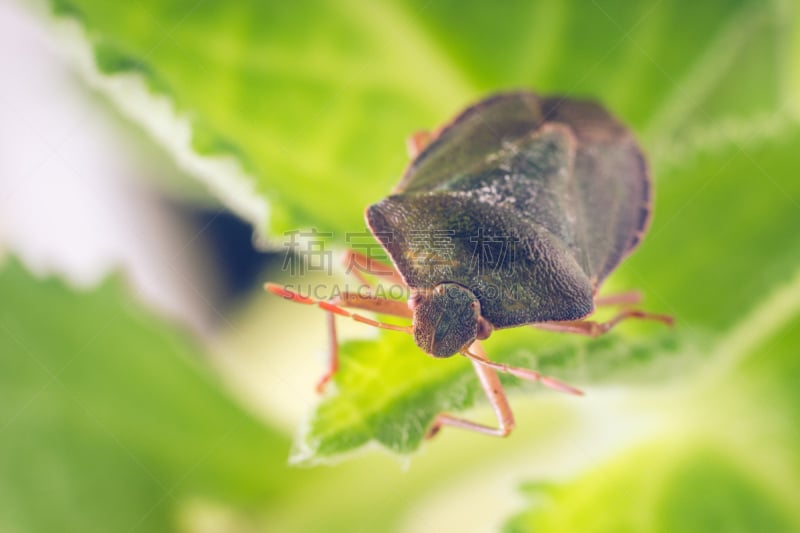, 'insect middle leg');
534,309,673,337
594,290,643,307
